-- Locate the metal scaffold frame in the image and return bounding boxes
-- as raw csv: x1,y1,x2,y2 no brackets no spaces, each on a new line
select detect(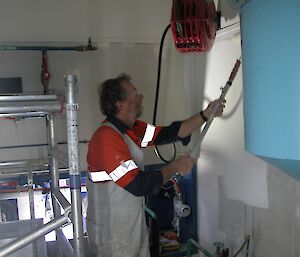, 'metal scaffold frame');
0,75,84,257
